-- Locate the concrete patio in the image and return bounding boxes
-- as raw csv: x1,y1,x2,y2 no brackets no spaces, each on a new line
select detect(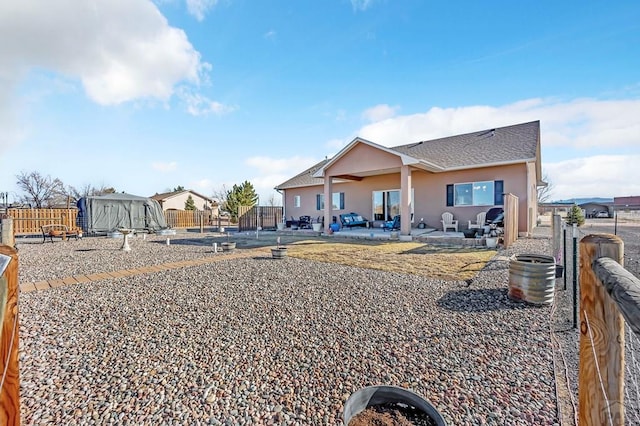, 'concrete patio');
279,225,490,246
